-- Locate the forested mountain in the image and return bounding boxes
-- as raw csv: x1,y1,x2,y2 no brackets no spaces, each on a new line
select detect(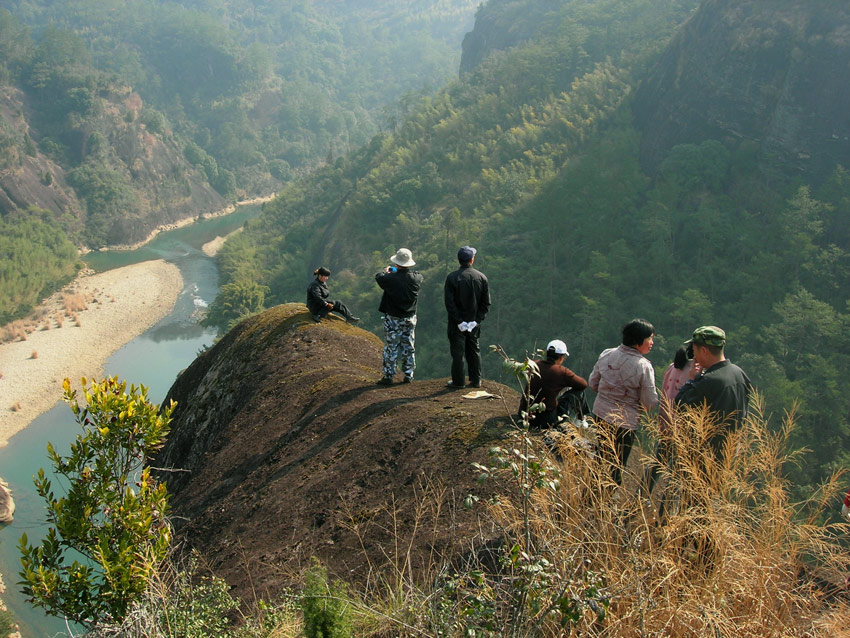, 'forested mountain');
210,0,850,492
0,0,478,321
